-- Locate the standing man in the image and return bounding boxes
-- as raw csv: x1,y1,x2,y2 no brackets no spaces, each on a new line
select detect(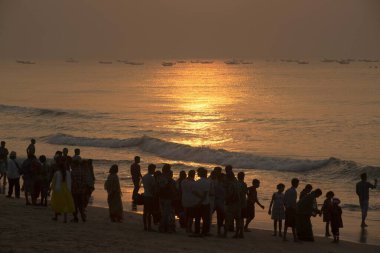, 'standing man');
0,141,9,194
142,164,156,231
356,173,377,228
26,139,36,157
131,156,142,211
192,167,211,237
283,178,299,242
